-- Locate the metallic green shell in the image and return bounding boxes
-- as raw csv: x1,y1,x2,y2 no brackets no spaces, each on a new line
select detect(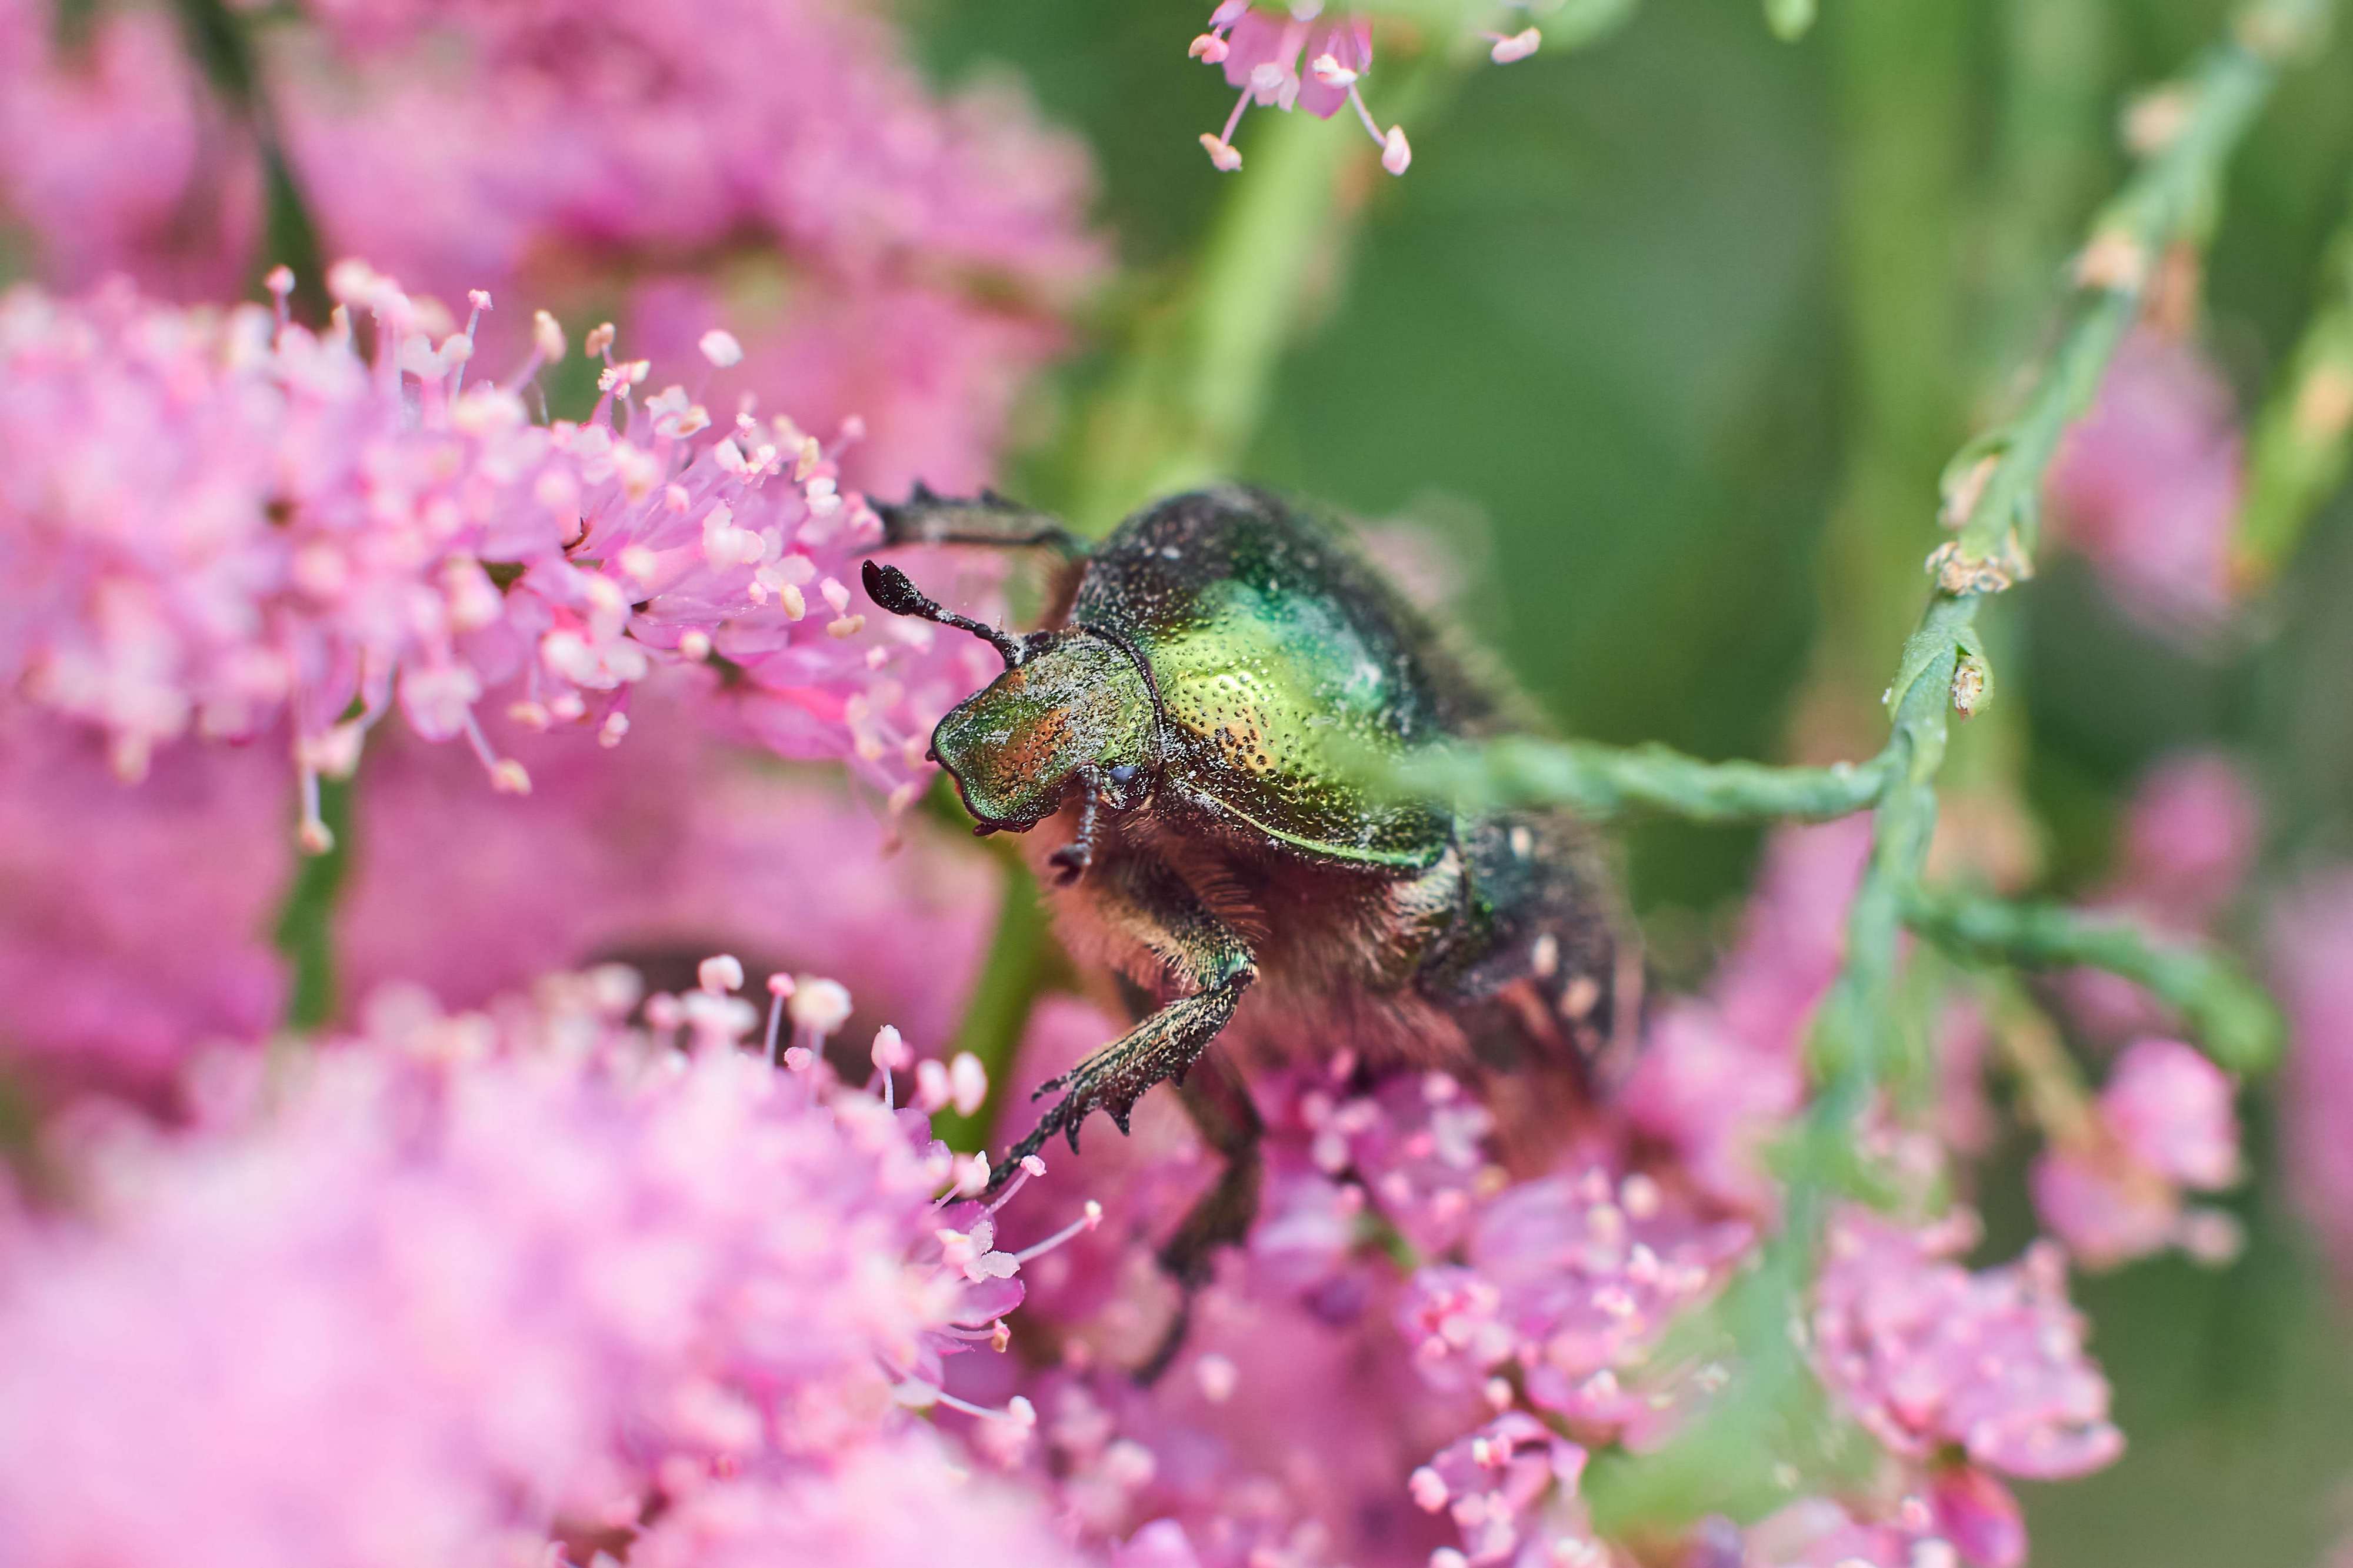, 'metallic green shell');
1070,487,1475,869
